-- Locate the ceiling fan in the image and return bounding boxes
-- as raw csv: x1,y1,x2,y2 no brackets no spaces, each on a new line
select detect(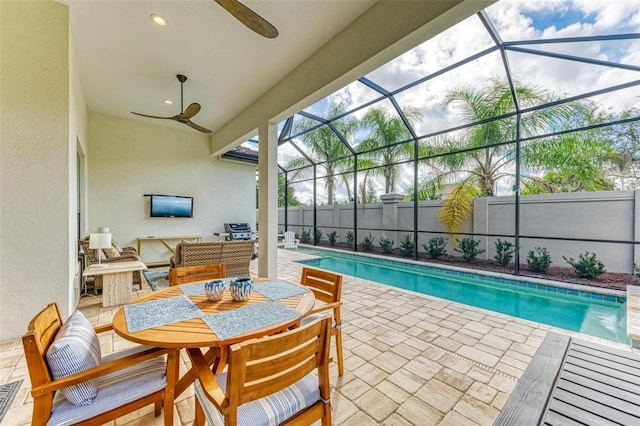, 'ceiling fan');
215,0,278,38
131,74,212,134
